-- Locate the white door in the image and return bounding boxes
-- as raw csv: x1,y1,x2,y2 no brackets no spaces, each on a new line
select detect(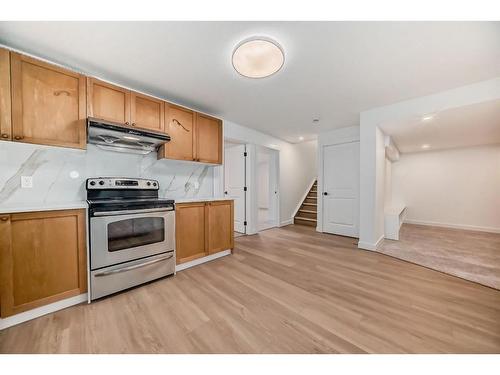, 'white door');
256,146,279,231
322,141,359,237
224,143,246,233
